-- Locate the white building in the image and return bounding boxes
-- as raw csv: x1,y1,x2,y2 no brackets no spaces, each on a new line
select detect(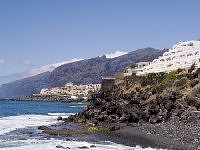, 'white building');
40,88,49,95
40,83,101,99
124,62,150,76
86,84,101,93
65,82,74,87
135,40,200,75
